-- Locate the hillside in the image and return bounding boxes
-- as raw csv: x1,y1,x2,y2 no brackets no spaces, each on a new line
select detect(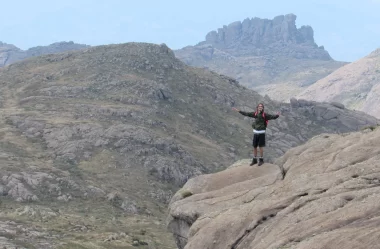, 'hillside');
175,14,346,102
0,41,89,67
168,127,380,249
298,48,380,118
0,43,377,248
